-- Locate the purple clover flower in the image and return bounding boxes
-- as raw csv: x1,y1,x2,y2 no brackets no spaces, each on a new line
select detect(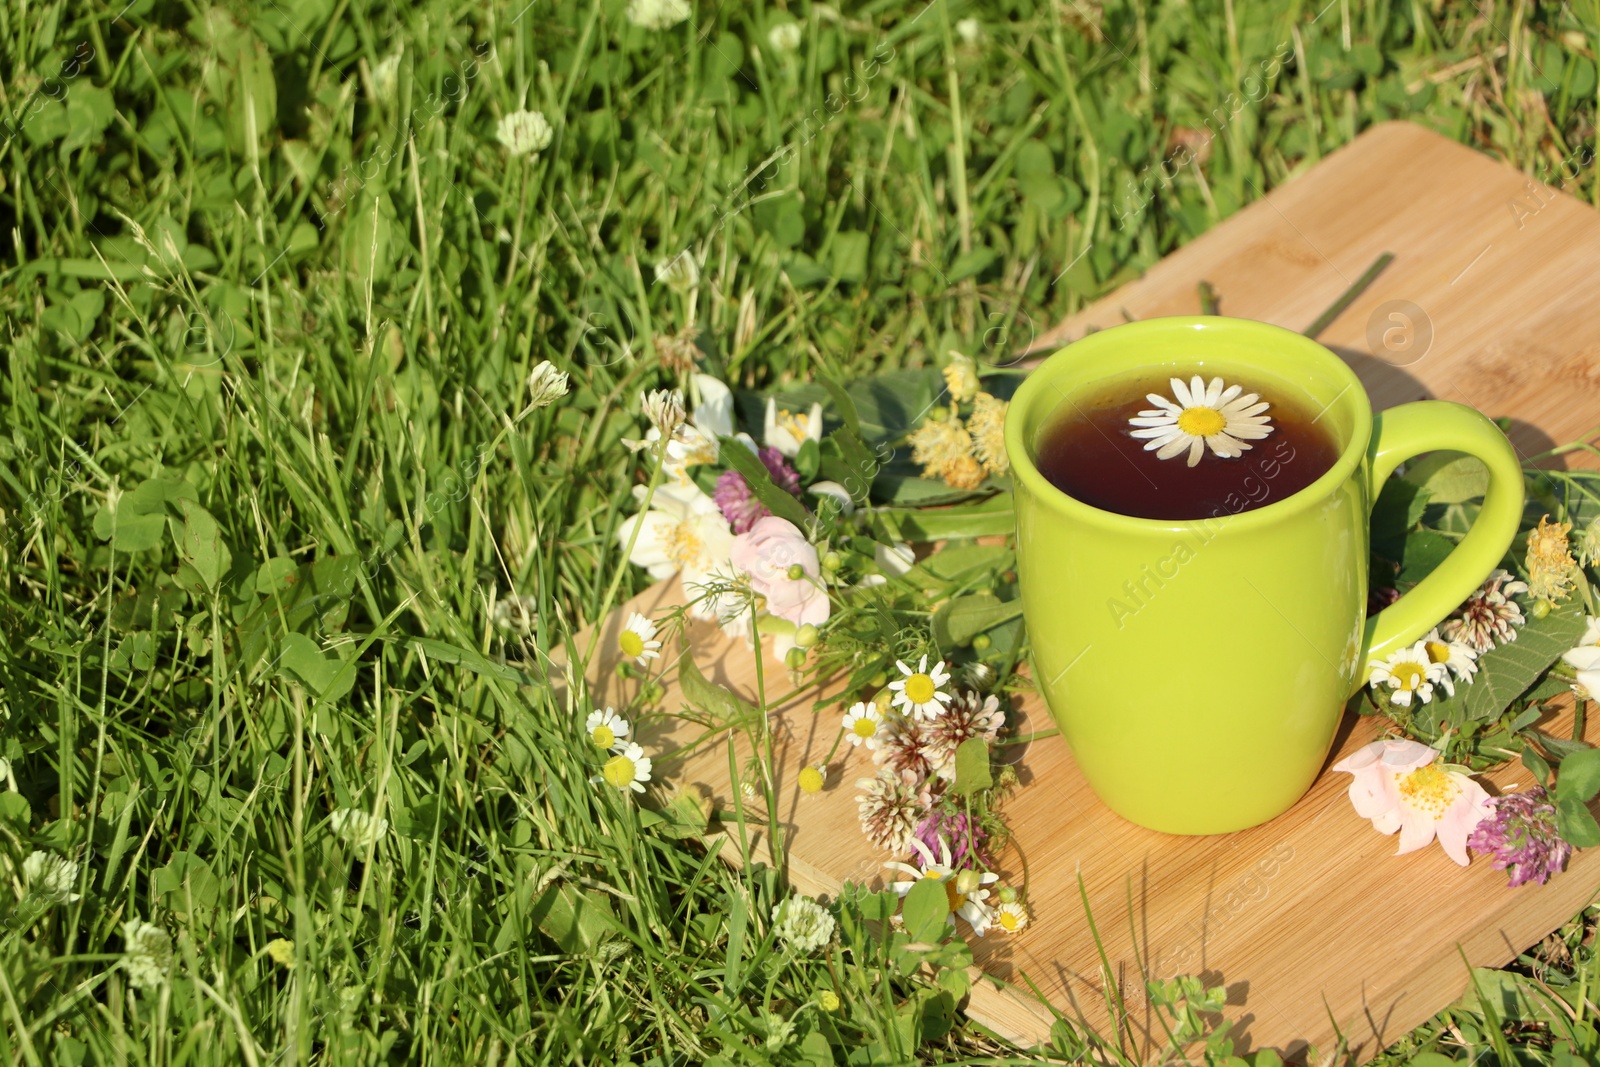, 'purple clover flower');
1466,786,1572,887
713,448,802,534
913,808,988,871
